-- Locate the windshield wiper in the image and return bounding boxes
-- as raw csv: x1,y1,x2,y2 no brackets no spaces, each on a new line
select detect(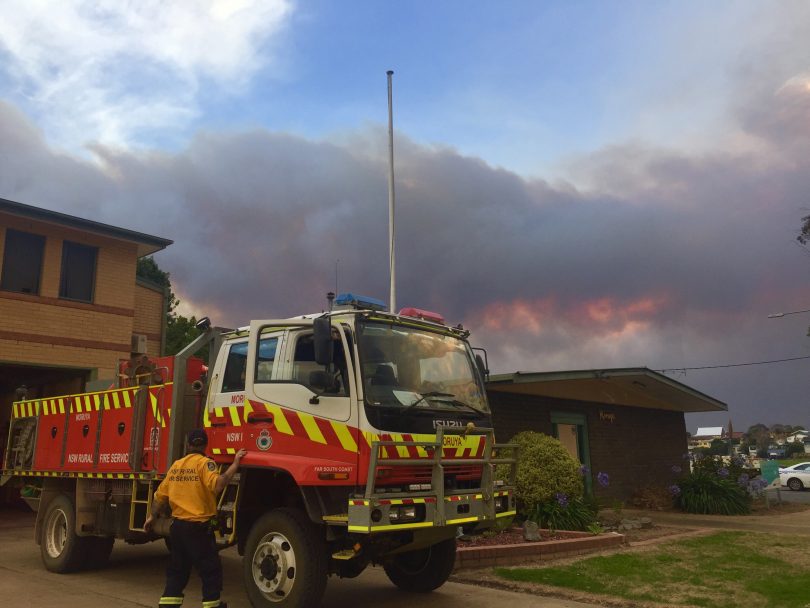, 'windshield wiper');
444,399,487,416
403,391,456,413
